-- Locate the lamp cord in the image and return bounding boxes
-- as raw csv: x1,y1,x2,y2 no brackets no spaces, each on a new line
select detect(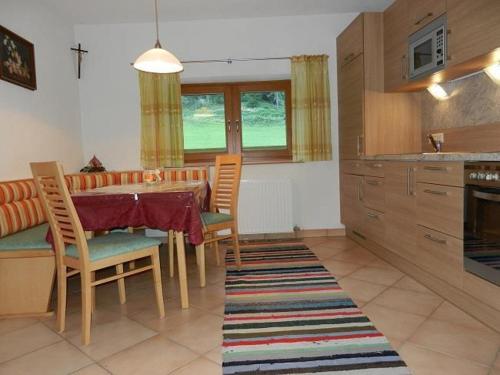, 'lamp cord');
154,0,161,48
